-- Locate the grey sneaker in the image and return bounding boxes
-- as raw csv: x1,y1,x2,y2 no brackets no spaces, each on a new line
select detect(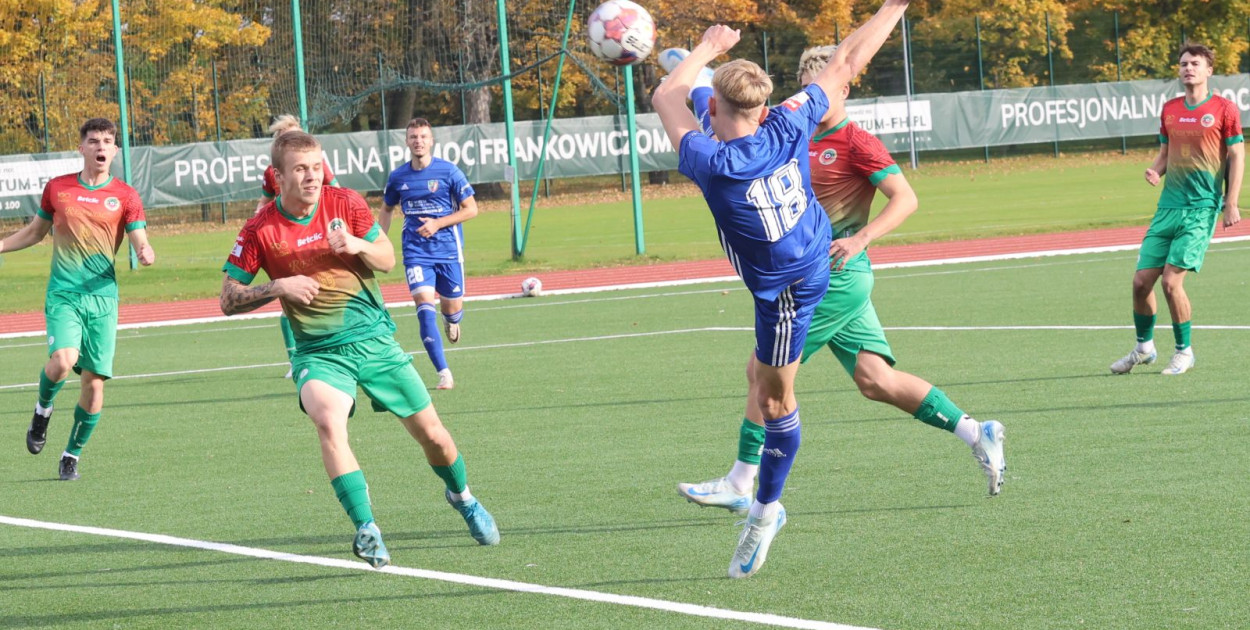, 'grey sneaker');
58,455,80,481
971,421,1006,496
